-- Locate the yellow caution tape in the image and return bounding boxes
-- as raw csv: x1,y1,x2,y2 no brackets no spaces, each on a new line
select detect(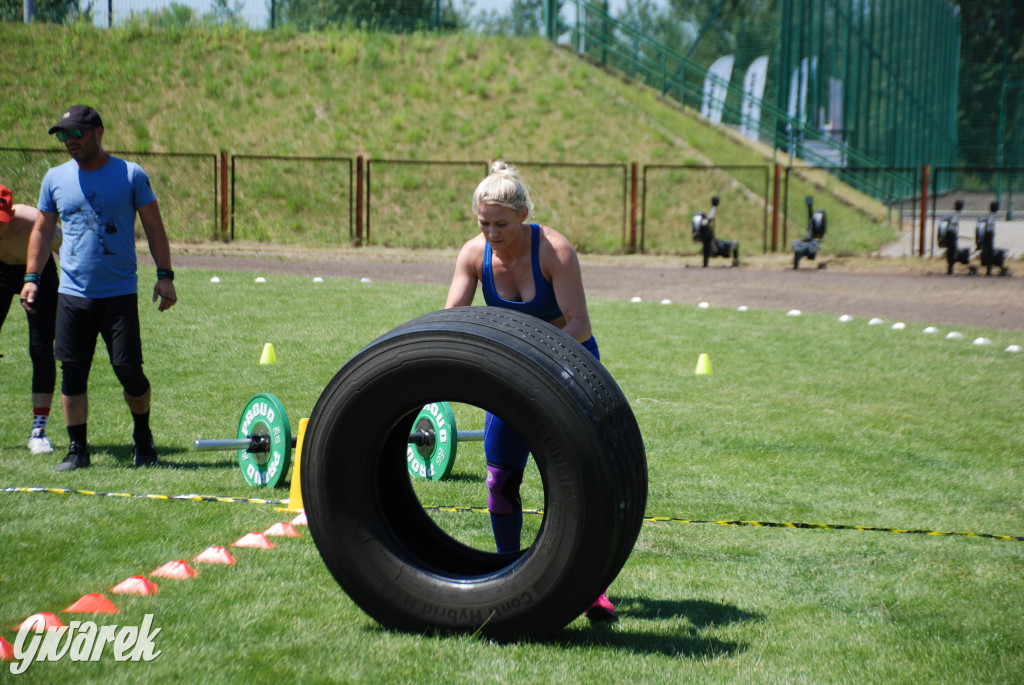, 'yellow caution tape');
1,485,286,506
4,487,1020,543
421,506,1024,543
